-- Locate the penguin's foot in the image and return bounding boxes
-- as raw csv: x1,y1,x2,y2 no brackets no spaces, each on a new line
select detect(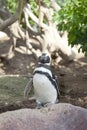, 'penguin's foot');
36,104,42,109
36,100,42,109
44,102,54,107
